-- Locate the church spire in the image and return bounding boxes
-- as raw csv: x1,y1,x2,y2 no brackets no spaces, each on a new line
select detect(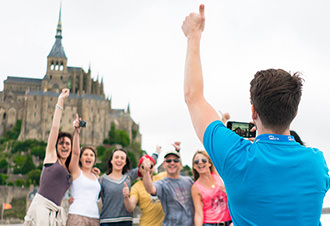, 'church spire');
48,3,66,58
56,3,62,39
127,103,131,114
